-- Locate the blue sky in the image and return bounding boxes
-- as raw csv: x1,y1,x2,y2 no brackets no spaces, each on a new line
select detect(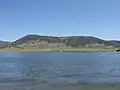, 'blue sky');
0,0,120,41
